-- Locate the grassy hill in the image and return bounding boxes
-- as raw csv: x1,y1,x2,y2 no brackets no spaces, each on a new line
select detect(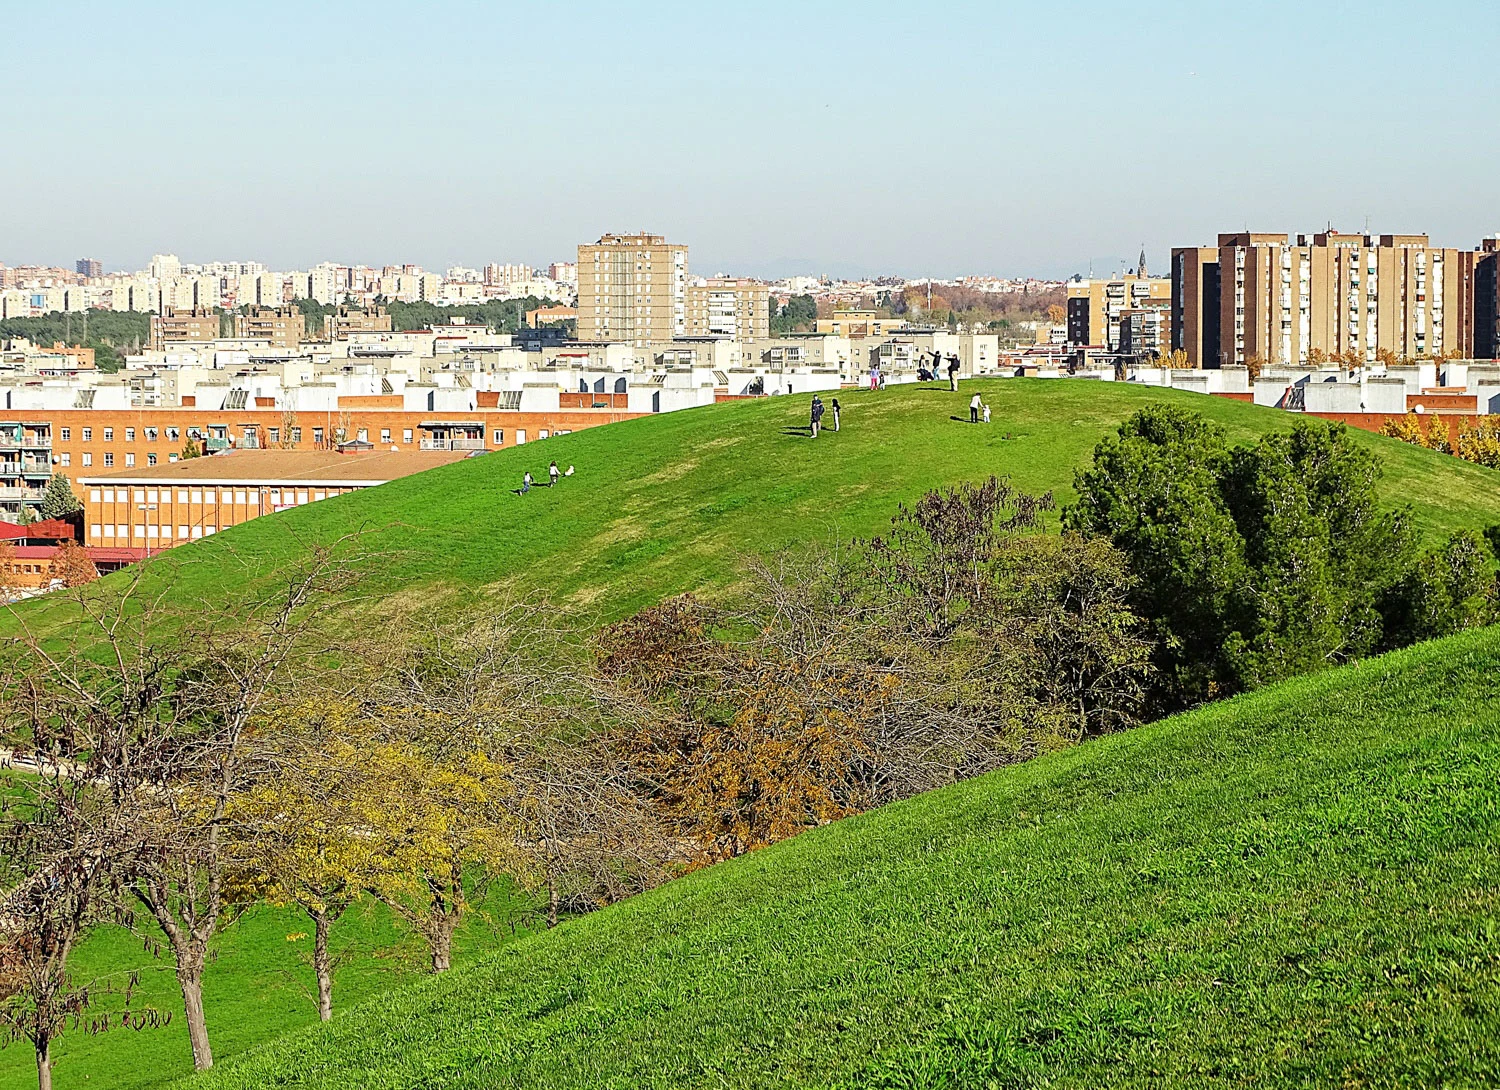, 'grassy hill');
4,380,1499,1088
184,622,1500,1089
21,379,1500,629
